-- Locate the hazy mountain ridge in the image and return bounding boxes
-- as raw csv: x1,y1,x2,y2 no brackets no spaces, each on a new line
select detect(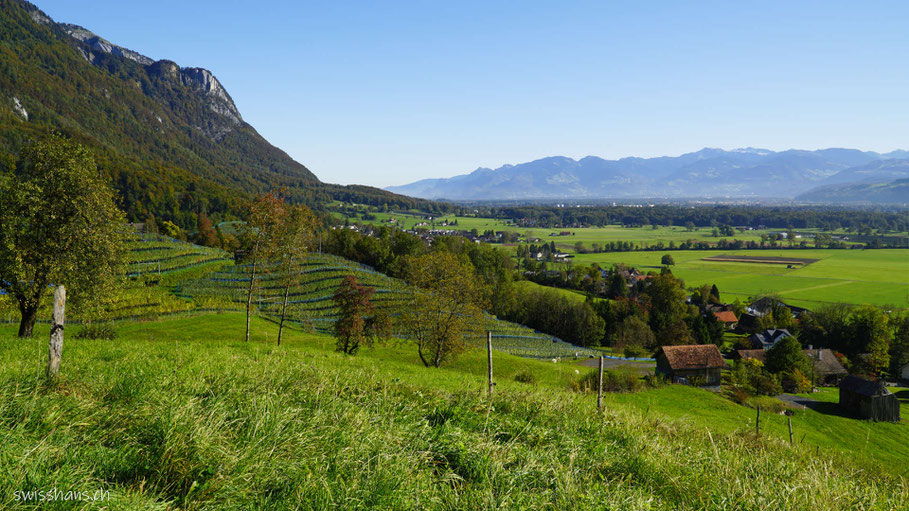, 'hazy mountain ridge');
387,148,909,202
